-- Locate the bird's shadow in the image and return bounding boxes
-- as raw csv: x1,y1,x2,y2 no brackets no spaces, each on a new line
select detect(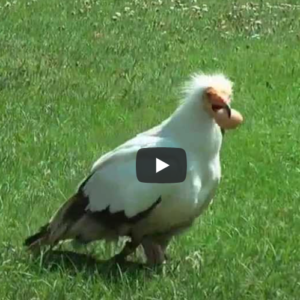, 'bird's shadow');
37,250,163,280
